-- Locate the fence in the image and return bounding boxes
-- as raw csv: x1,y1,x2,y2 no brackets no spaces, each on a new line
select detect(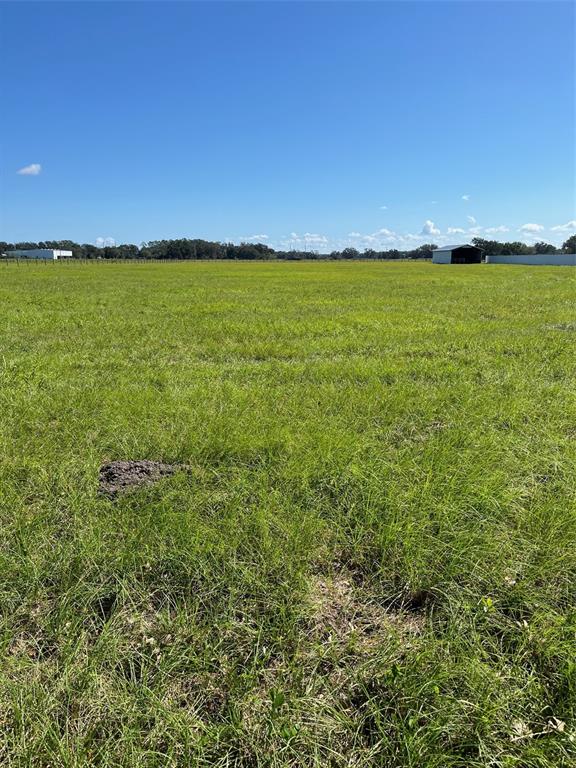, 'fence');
1,258,168,266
